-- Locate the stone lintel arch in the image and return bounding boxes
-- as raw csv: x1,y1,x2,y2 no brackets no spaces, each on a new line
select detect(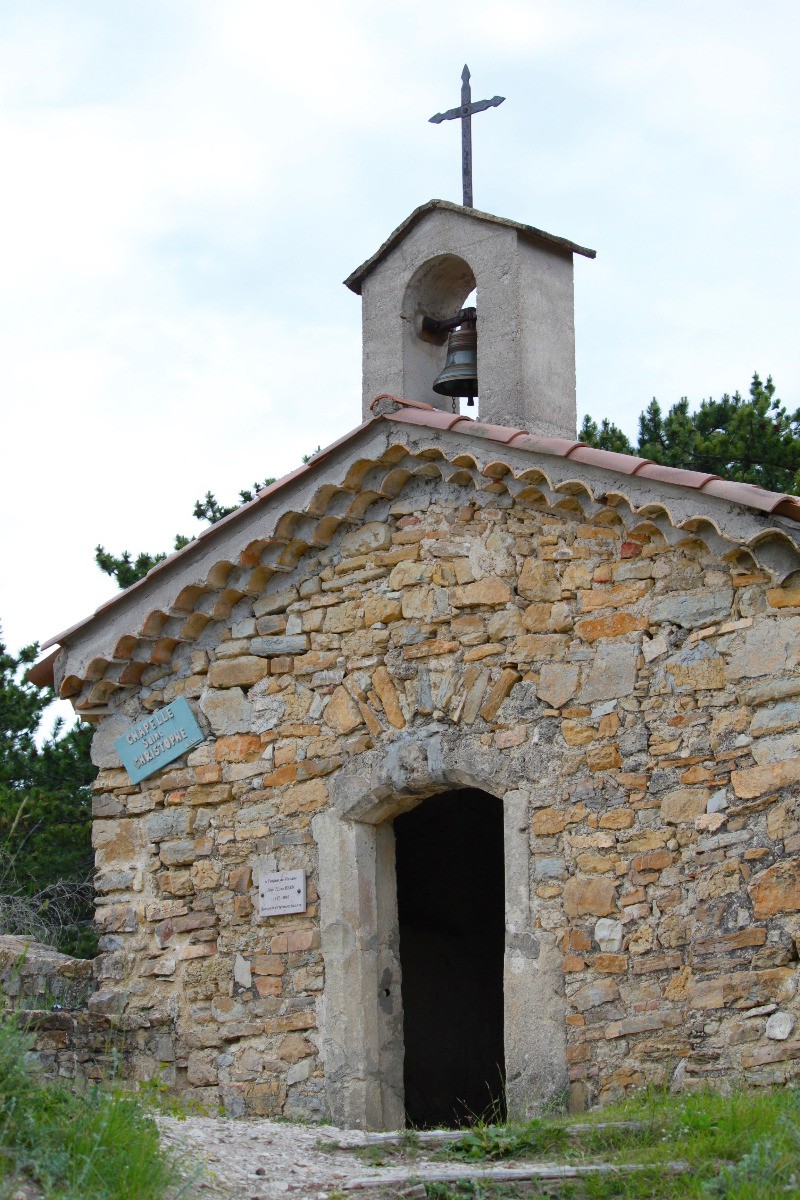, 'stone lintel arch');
312,727,568,1130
